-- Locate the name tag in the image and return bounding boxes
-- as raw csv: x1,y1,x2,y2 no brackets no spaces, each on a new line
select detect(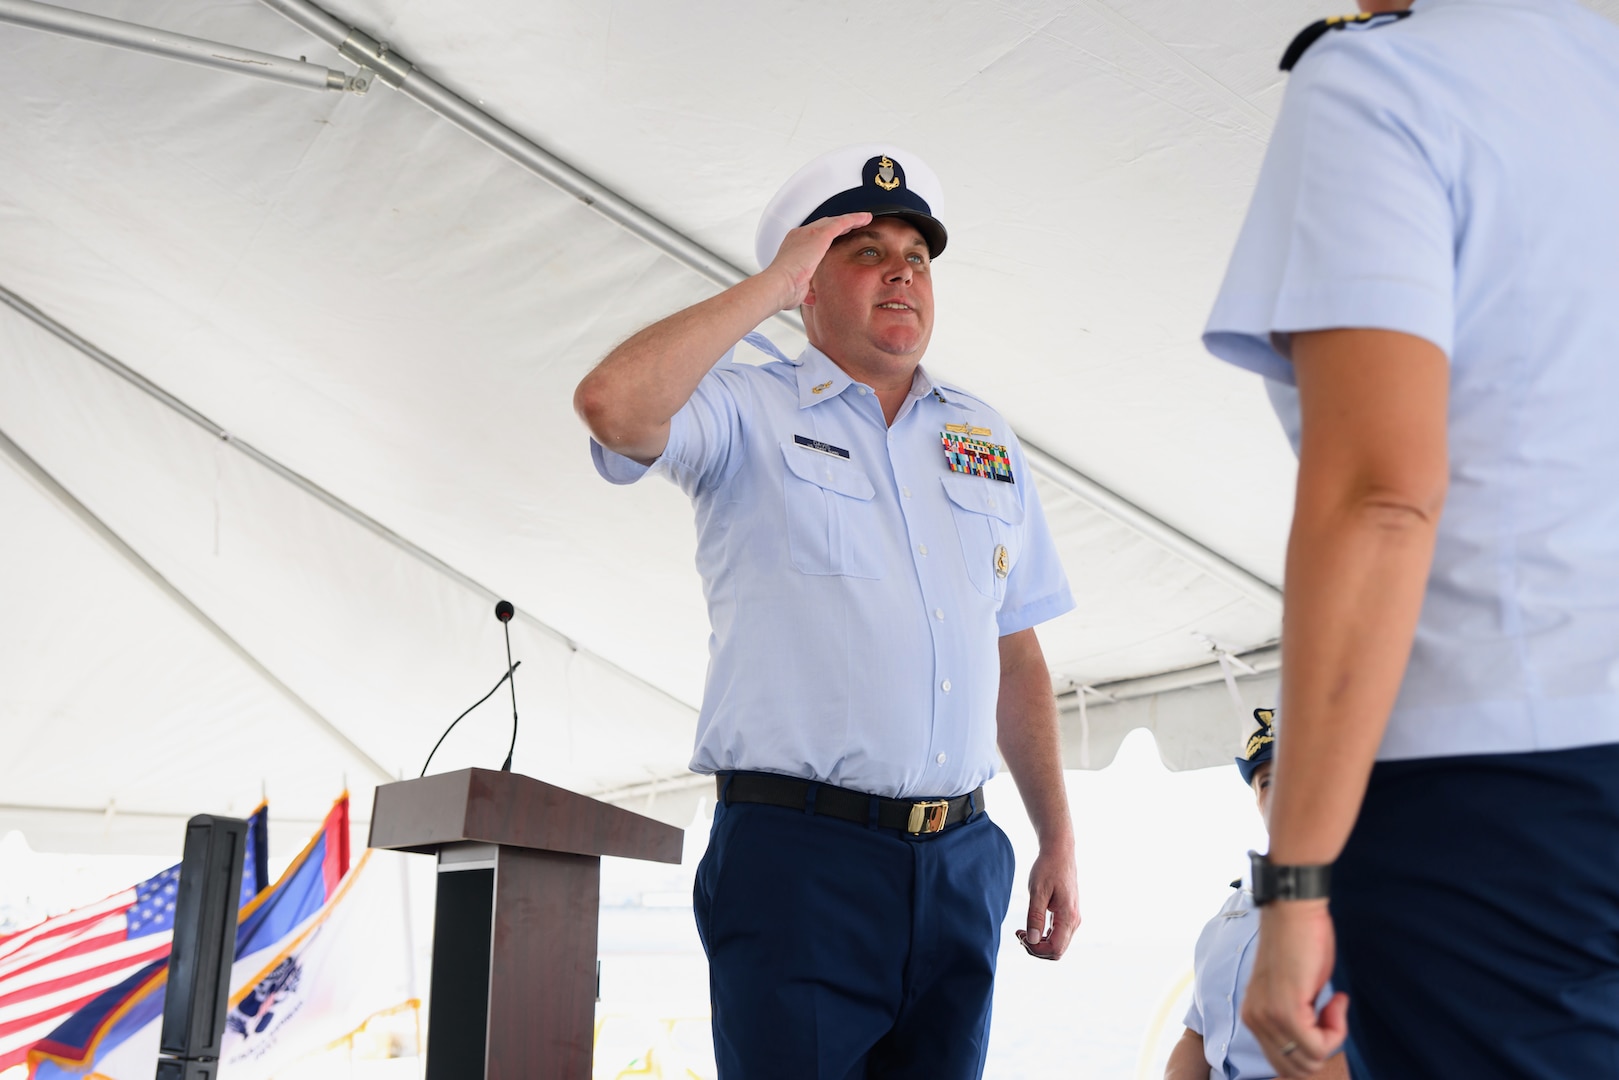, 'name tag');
794,434,851,460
